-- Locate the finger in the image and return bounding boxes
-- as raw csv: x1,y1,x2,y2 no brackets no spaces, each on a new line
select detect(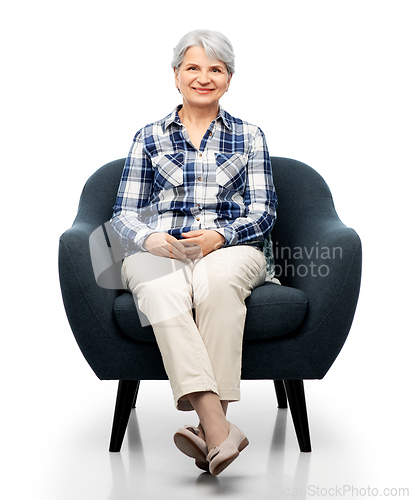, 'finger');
148,239,184,259
165,234,185,248
172,239,187,252
185,245,203,259
180,236,201,246
149,245,168,258
161,234,185,259
169,241,187,260
181,230,203,238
